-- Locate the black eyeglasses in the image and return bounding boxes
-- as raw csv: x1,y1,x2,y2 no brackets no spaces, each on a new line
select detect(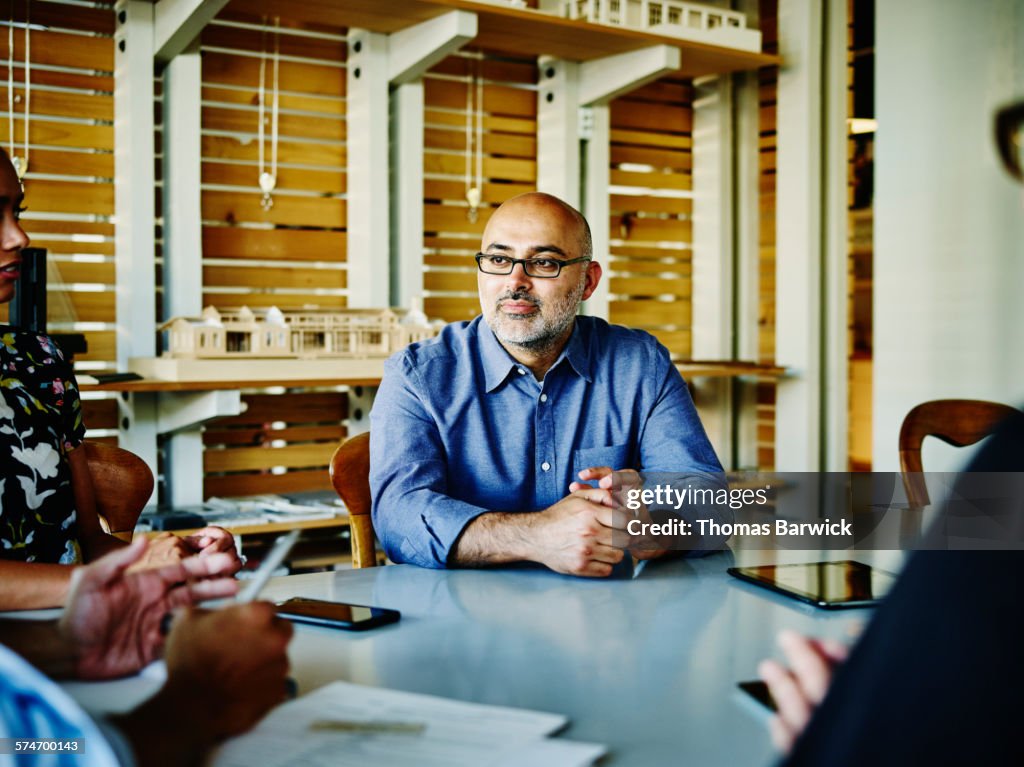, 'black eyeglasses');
475,253,591,279
995,100,1024,183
